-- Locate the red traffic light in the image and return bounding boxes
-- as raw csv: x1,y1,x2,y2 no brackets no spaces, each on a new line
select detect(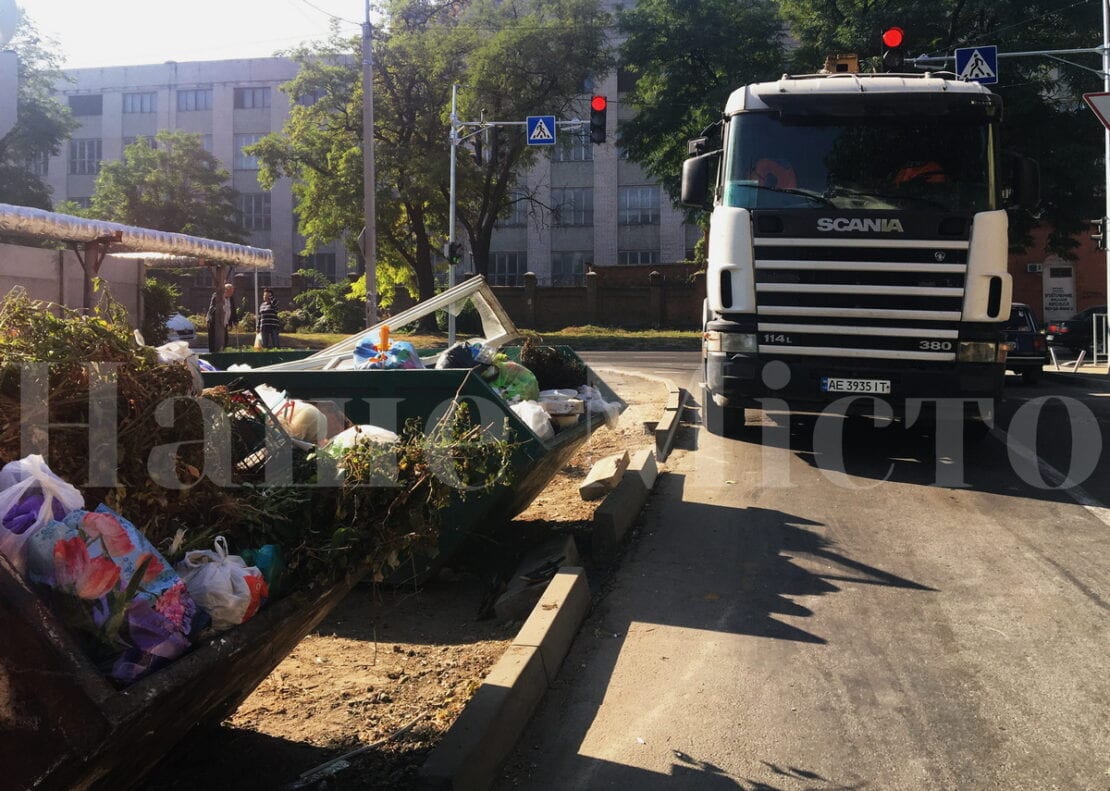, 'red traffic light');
590,95,608,112
882,27,904,48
